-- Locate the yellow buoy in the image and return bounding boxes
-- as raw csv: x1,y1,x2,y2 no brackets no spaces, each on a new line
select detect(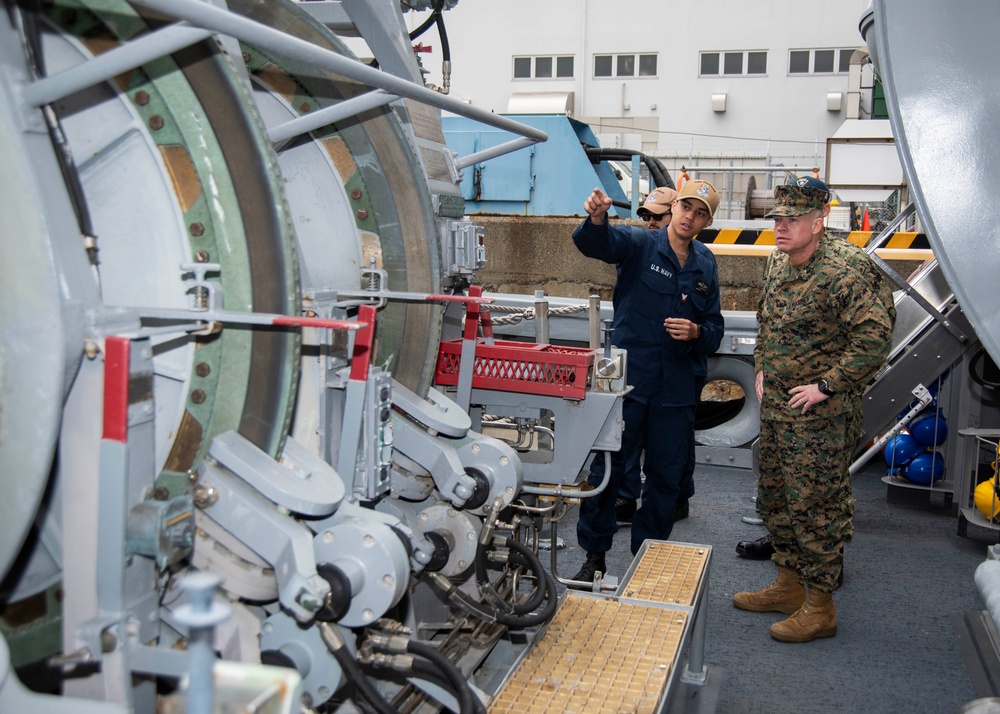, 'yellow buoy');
974,479,1000,519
